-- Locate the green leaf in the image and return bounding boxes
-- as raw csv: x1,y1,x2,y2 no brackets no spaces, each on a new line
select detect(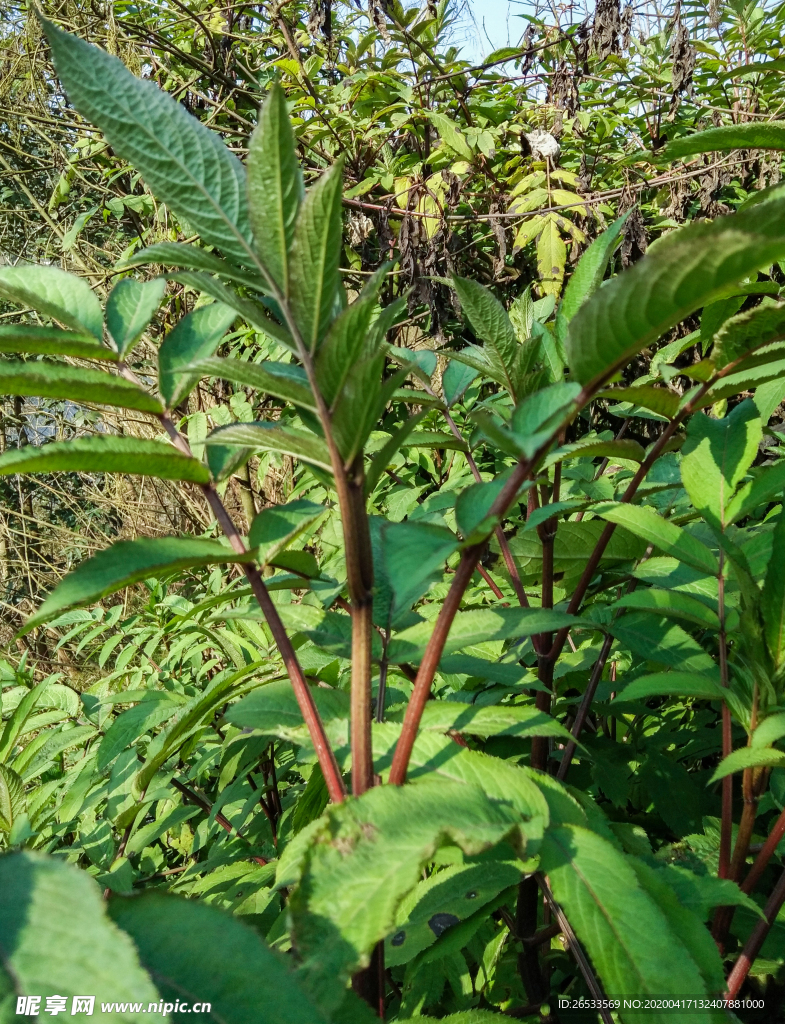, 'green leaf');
0,851,161,1018
752,711,785,749
186,356,315,411
0,360,163,414
429,111,474,161
638,753,702,837
388,607,579,664
206,444,254,483
589,502,718,575
375,520,458,627
653,122,785,163
763,514,785,674
124,806,199,857
541,825,716,1015
315,287,383,406
385,860,522,967
42,18,254,268
614,589,720,630
544,437,646,467
0,264,103,339
681,399,762,530
536,217,567,297
105,278,166,356
249,499,325,564
167,271,294,351
566,198,785,387
597,385,681,420
22,537,253,634
97,692,186,771
364,412,427,497
0,765,26,832
711,302,785,369
132,664,265,797
205,422,332,471
503,519,646,586
247,82,303,292
726,460,785,524
710,746,785,783
158,302,237,408
612,672,724,703
454,474,511,540
611,614,719,676
406,702,574,742
443,359,479,407
288,781,530,1007
0,679,55,762
509,381,582,457
662,864,762,921
629,859,725,994
120,242,263,290
0,324,118,361
559,212,630,324
0,436,210,483
452,277,518,397
14,724,97,782
225,679,349,742
288,160,344,351
109,891,328,1024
